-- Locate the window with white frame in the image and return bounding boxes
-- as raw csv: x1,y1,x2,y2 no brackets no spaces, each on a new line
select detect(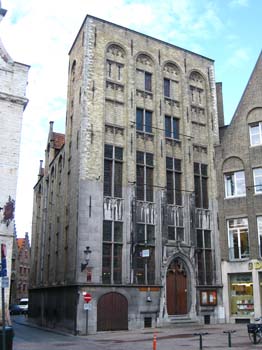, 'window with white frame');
250,122,262,146
224,170,246,198
257,216,262,258
227,218,249,260
253,168,262,194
